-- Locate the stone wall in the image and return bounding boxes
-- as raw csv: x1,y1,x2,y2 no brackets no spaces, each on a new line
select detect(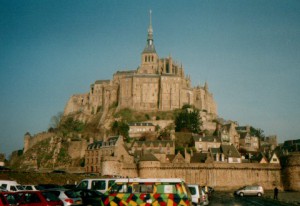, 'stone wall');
68,139,87,159
138,162,282,191
282,153,300,191
24,132,55,153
